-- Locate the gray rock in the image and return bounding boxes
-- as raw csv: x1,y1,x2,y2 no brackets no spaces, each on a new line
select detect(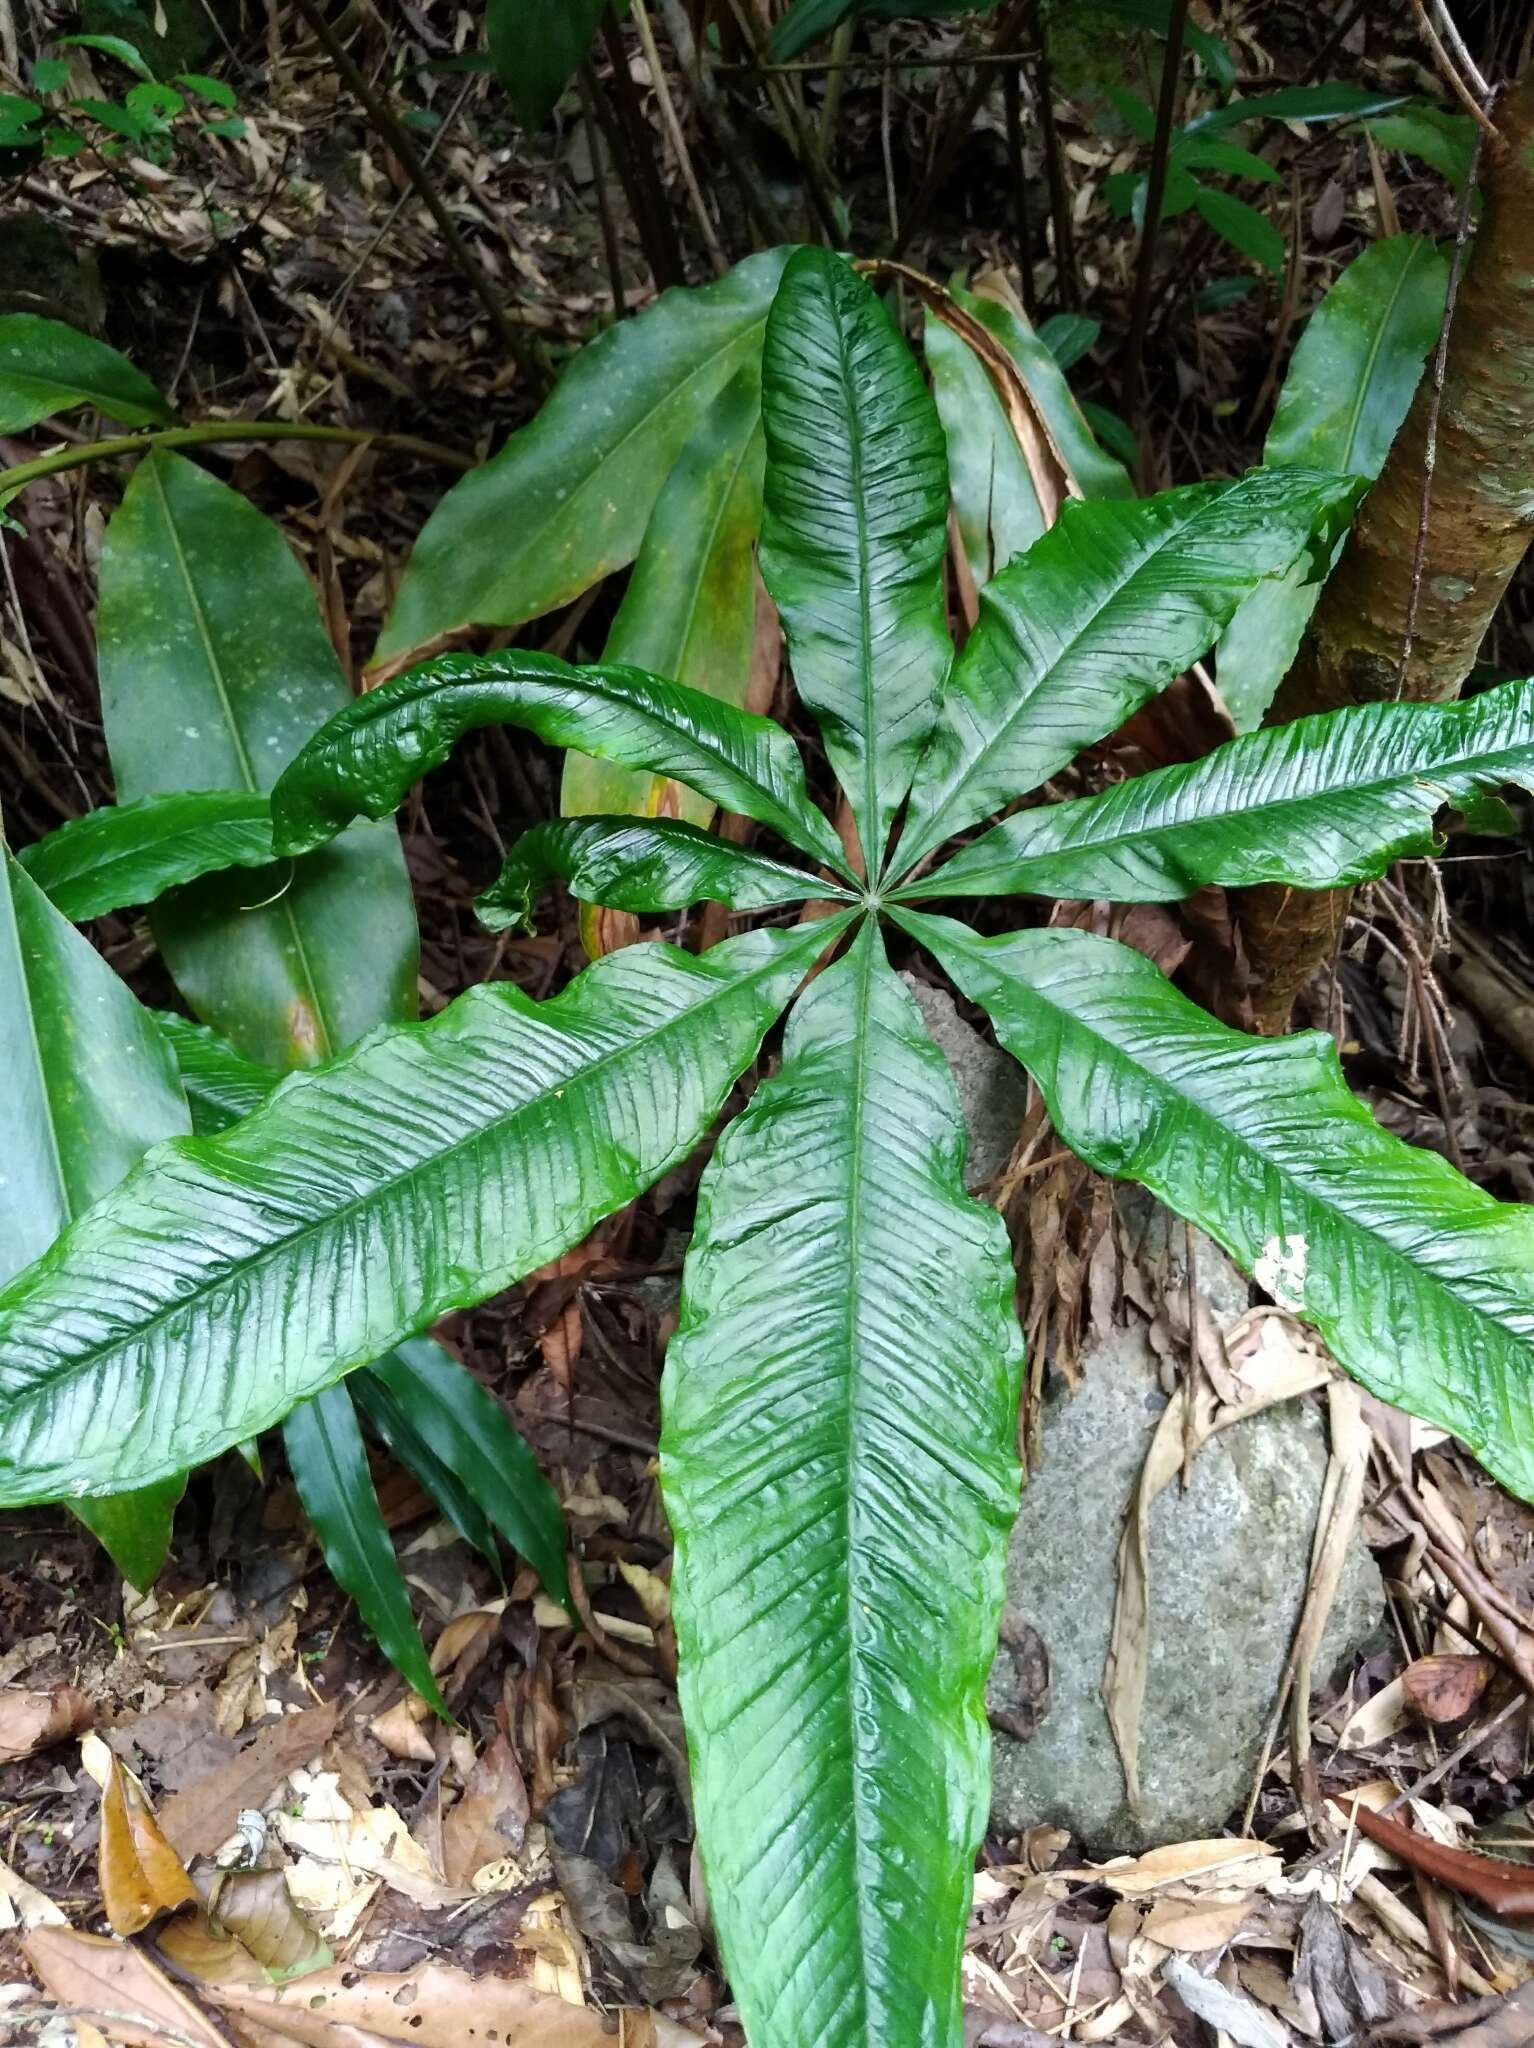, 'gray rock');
901,973,1029,1191
989,1210,1384,1855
